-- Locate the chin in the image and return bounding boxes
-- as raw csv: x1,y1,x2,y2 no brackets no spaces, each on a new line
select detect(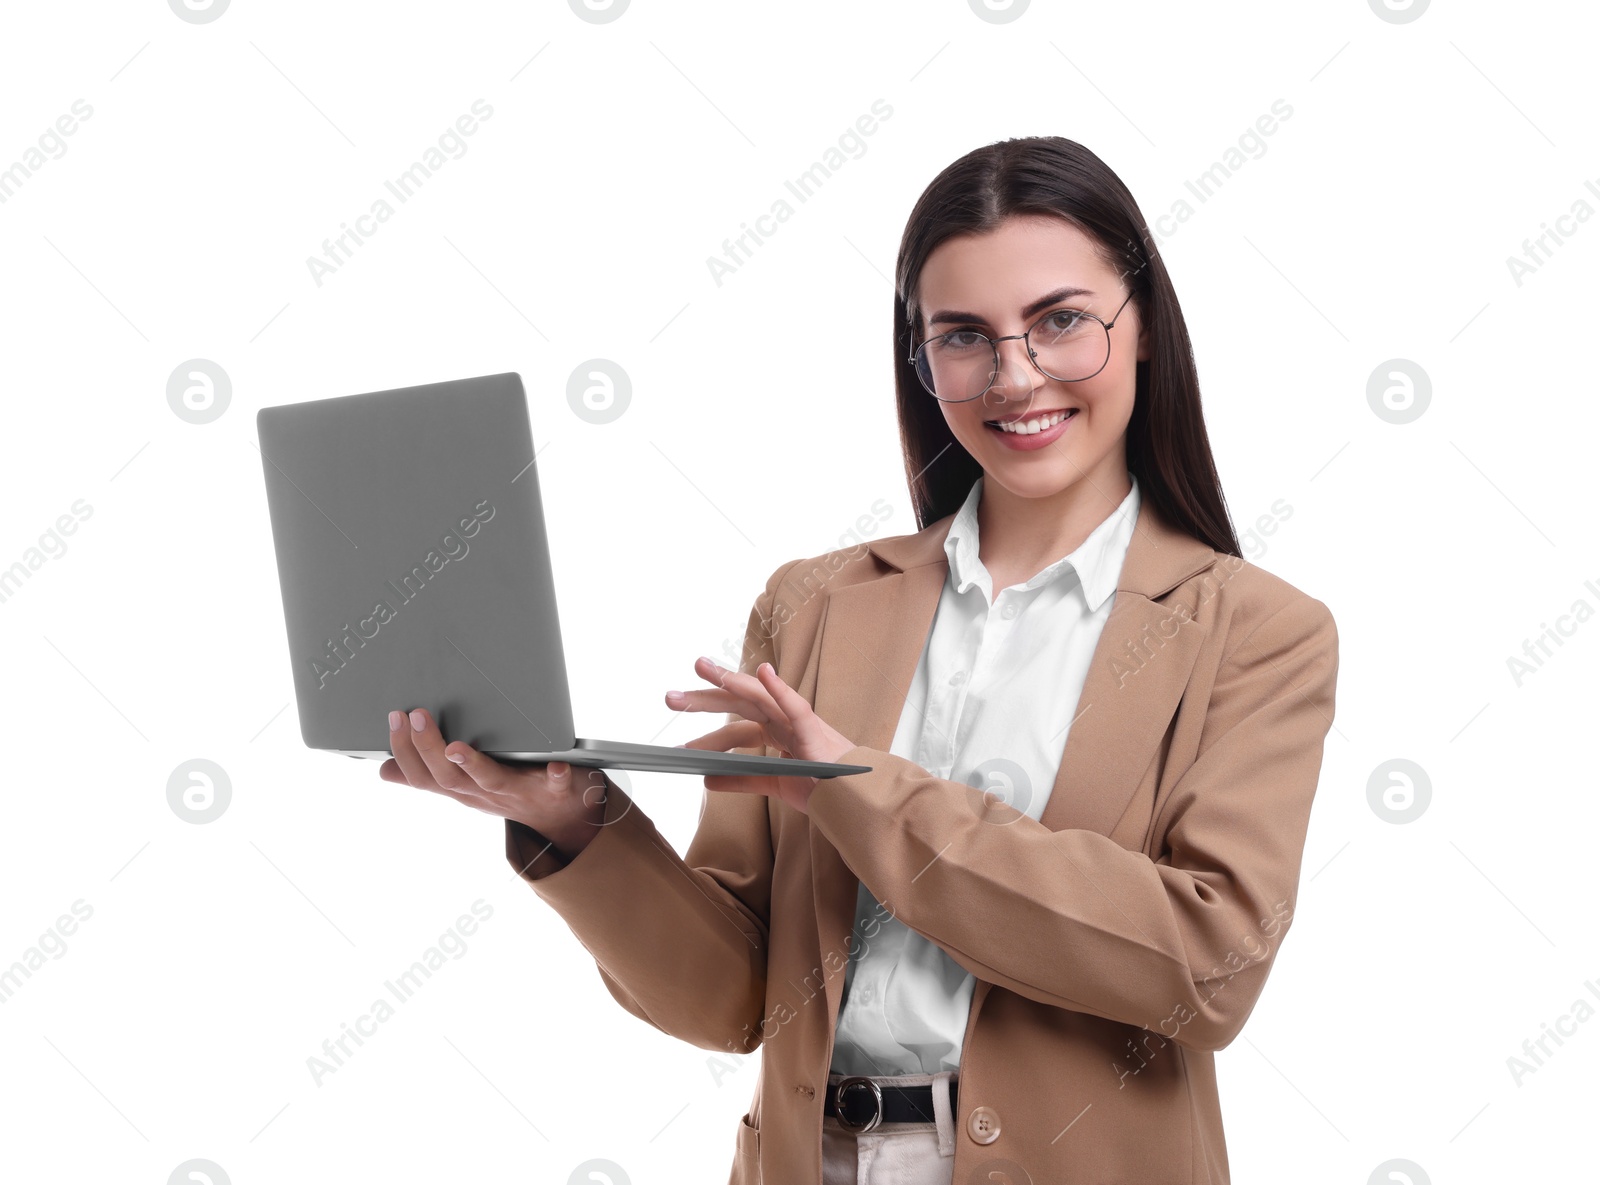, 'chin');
982,463,1088,501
